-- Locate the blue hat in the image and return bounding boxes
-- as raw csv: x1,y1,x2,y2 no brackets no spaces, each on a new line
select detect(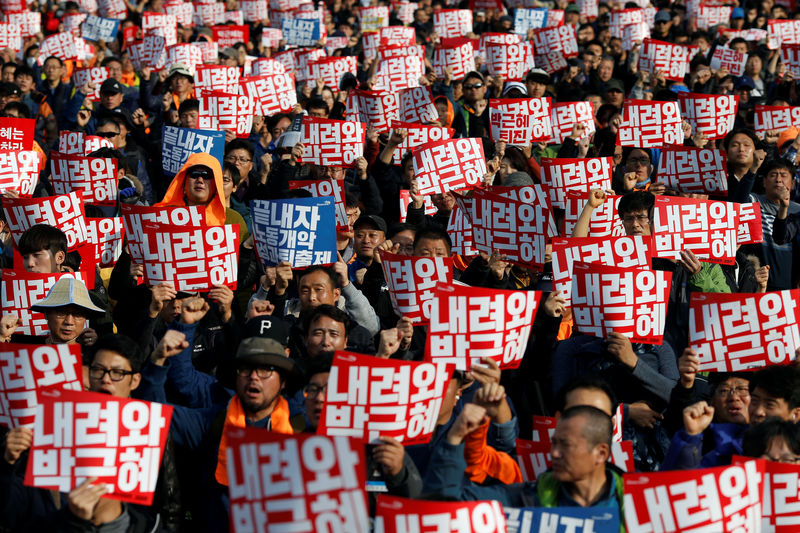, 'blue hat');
735,76,755,90
670,84,689,93
732,7,745,19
